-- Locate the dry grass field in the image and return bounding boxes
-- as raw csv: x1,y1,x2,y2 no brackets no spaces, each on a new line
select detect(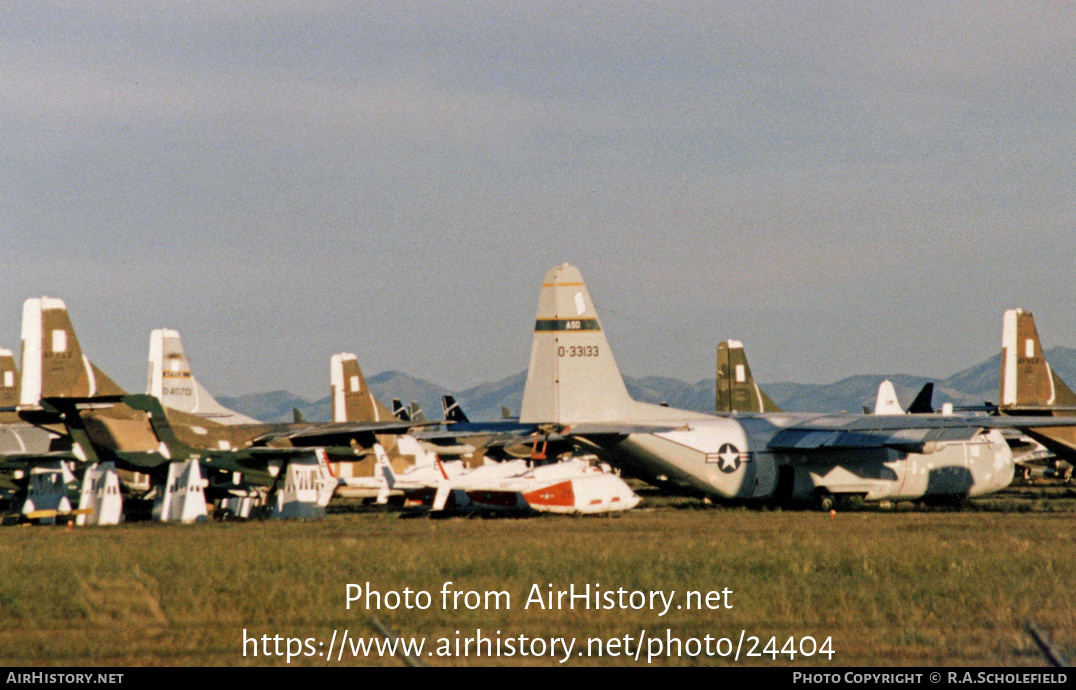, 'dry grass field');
0,484,1072,667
